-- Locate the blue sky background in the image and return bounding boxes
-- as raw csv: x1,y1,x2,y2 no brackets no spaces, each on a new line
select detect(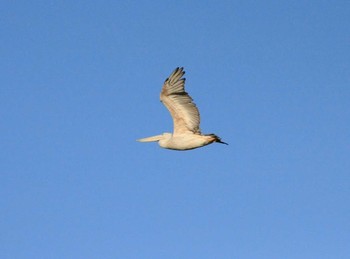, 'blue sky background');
1,1,349,258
